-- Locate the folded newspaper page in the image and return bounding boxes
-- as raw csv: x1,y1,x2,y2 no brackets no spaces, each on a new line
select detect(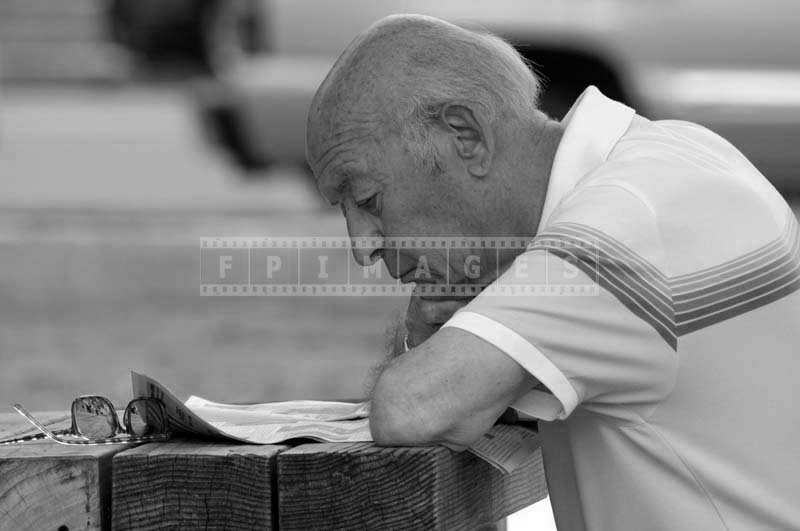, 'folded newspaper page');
131,372,371,443
468,423,541,474
132,372,540,473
